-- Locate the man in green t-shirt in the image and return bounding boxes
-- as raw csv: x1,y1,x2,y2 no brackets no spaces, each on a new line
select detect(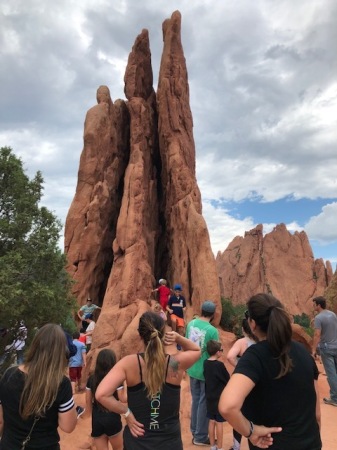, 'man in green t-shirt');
186,301,219,446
